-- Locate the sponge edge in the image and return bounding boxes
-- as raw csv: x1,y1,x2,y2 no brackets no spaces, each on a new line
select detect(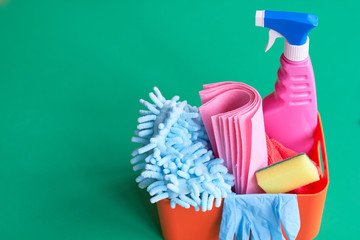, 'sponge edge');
255,153,320,194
